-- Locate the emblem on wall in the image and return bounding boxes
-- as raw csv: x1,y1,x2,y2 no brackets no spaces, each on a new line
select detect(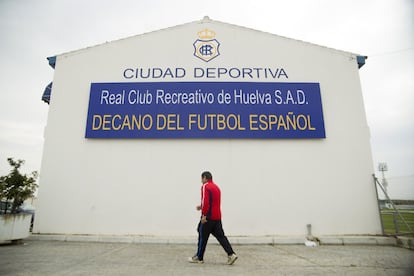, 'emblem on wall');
193,29,220,62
